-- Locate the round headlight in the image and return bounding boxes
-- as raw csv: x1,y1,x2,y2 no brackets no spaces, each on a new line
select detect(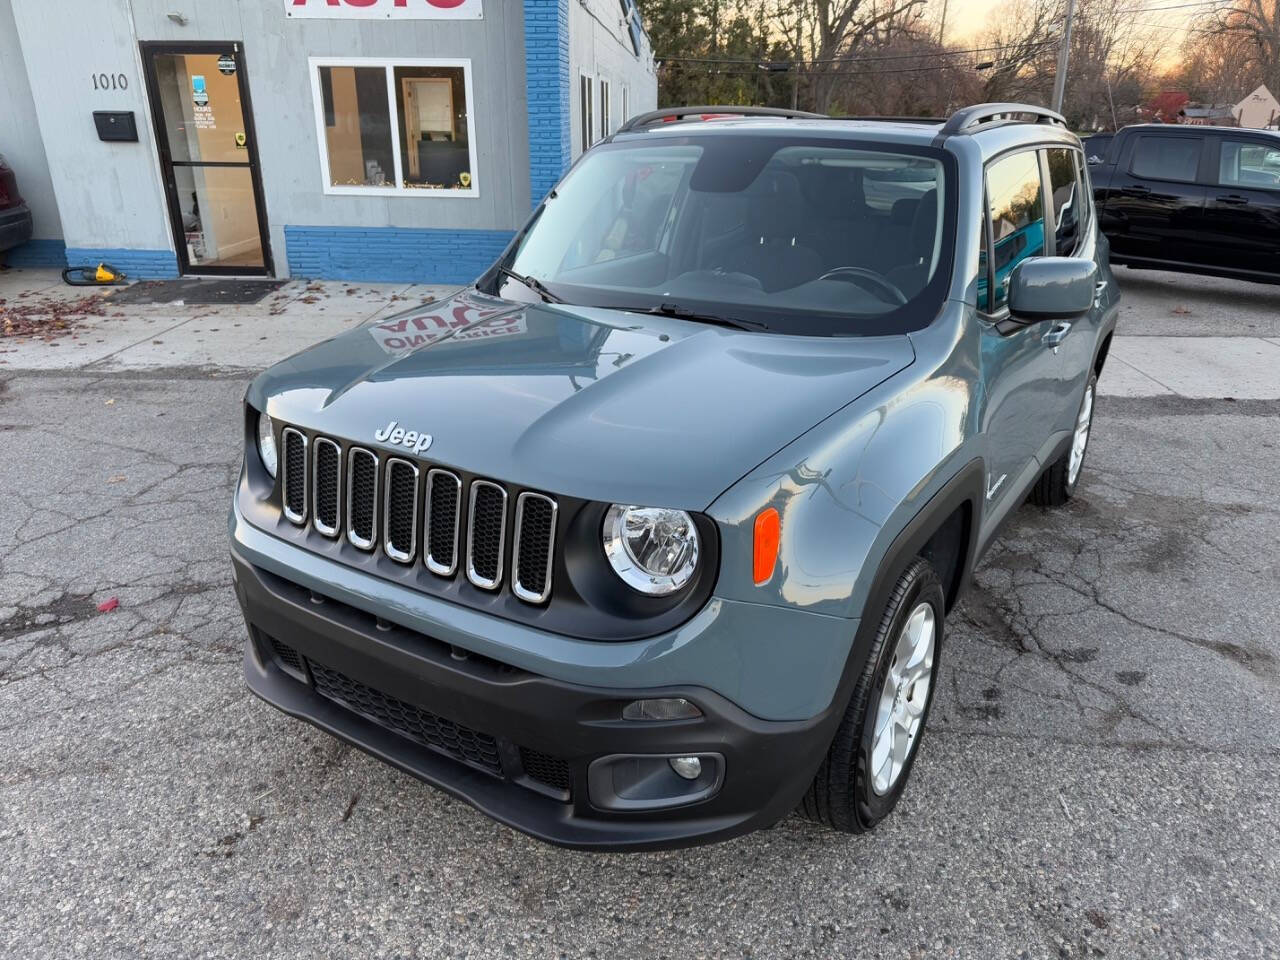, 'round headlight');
603,504,700,596
256,412,278,479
